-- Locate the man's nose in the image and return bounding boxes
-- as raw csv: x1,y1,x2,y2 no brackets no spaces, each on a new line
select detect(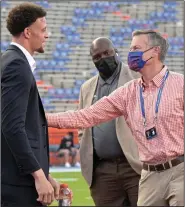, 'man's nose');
45,31,49,39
